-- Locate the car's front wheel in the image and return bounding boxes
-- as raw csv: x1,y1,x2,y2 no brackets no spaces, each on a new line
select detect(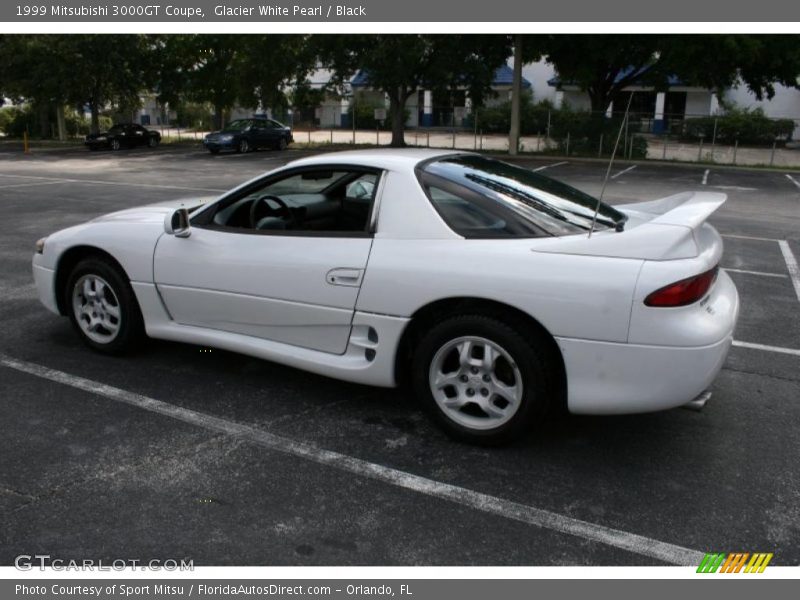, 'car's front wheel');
148,136,159,148
110,139,121,151
237,138,249,153
276,137,288,151
66,257,144,354
411,315,553,445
